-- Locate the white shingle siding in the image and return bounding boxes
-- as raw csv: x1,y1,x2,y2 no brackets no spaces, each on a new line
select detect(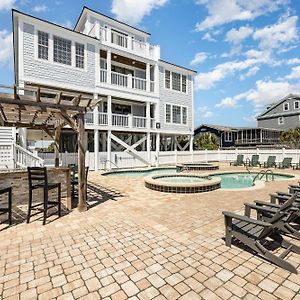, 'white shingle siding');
158,66,193,133
23,22,96,89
